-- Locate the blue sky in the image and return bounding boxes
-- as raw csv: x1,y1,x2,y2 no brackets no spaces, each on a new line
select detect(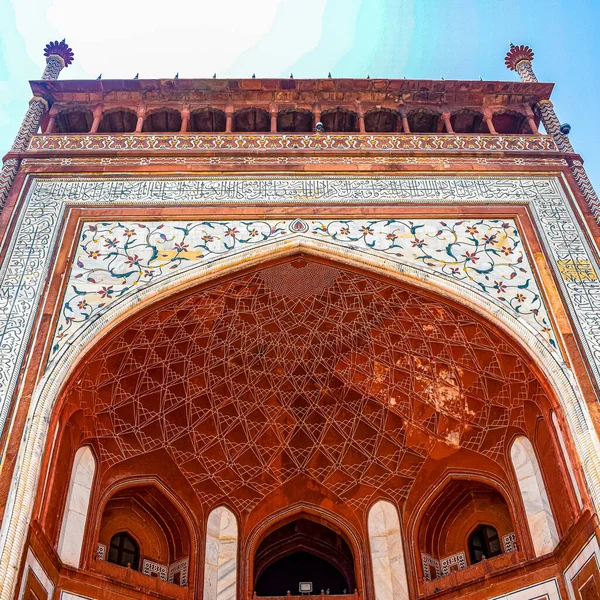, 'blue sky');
1,0,599,187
